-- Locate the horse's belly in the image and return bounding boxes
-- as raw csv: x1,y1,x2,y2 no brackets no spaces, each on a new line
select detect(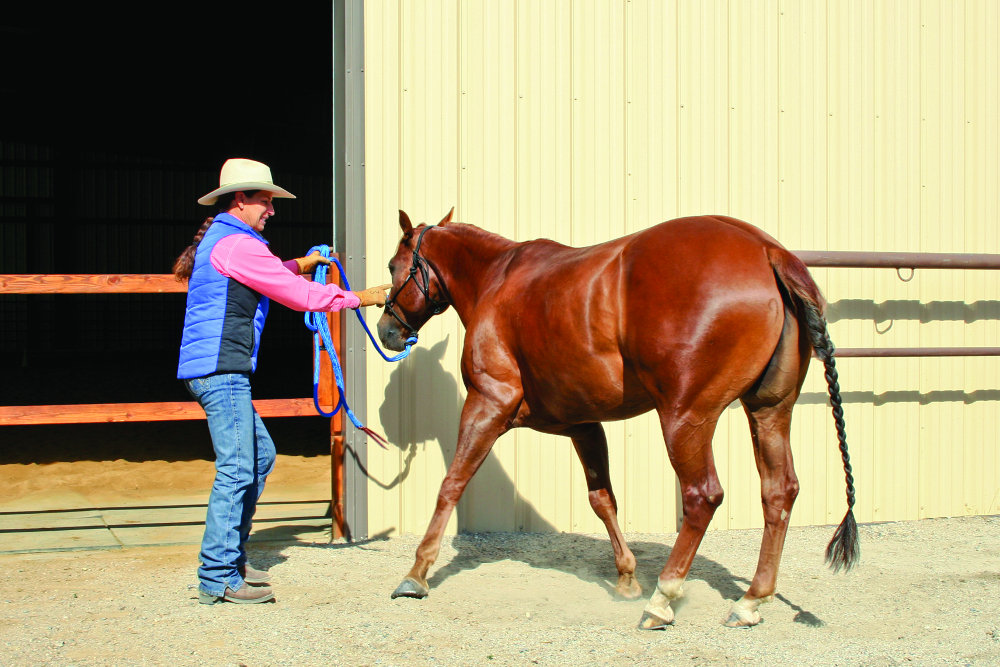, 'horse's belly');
516,364,655,428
